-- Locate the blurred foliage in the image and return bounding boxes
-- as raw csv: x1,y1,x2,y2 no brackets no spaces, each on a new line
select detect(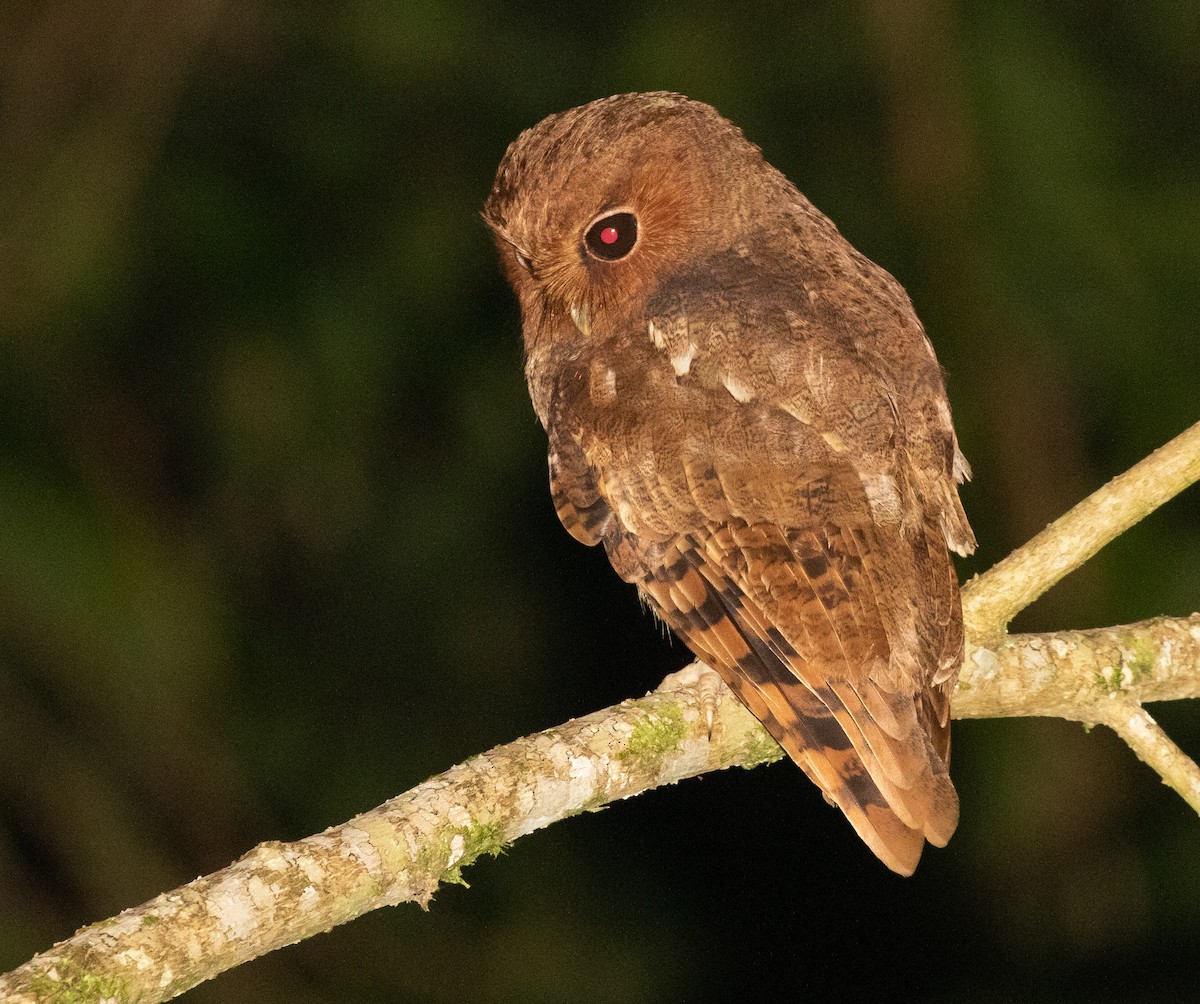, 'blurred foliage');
1,1,1198,1001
